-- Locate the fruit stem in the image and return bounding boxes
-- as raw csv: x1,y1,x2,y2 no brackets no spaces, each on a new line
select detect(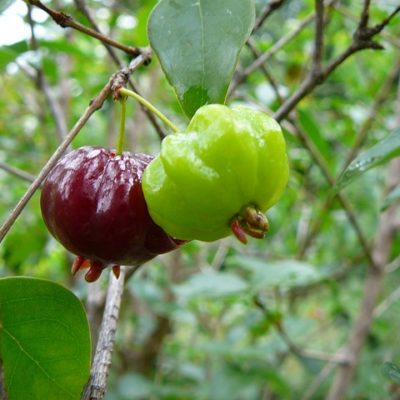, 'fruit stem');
118,87,179,133
117,96,127,155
